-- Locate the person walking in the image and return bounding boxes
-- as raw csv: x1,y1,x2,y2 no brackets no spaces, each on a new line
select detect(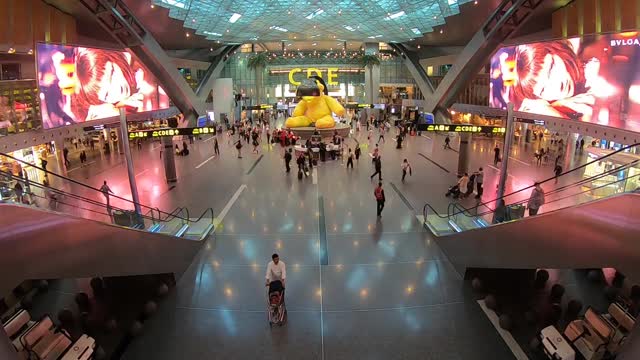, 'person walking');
527,182,545,216
377,125,385,144
266,126,271,145
370,155,382,181
137,139,142,150
554,163,563,184
234,139,243,158
100,180,114,211
296,153,308,178
346,148,354,169
474,167,484,199
284,148,292,173
374,182,386,217
63,147,70,167
252,132,260,154
214,137,220,156
457,173,470,198
579,138,585,152
265,253,286,290
354,145,361,161
444,136,451,150
401,159,412,182
40,155,48,172
493,145,501,166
